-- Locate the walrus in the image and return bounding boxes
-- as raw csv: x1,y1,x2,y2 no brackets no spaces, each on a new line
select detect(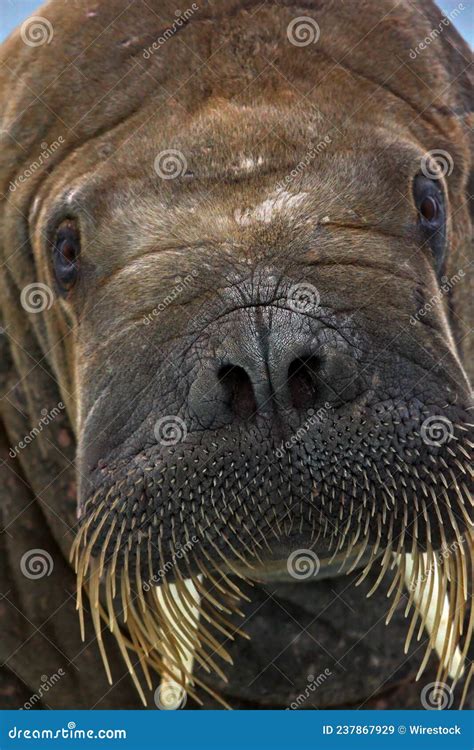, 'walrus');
0,0,472,710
